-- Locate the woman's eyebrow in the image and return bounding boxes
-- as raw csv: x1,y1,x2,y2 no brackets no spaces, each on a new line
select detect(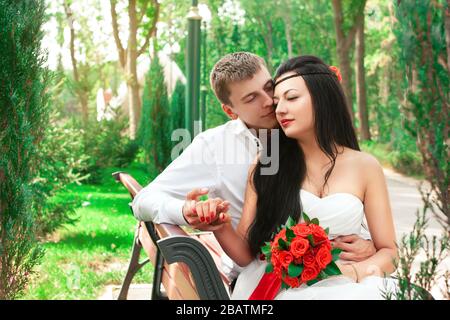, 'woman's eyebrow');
273,88,298,99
